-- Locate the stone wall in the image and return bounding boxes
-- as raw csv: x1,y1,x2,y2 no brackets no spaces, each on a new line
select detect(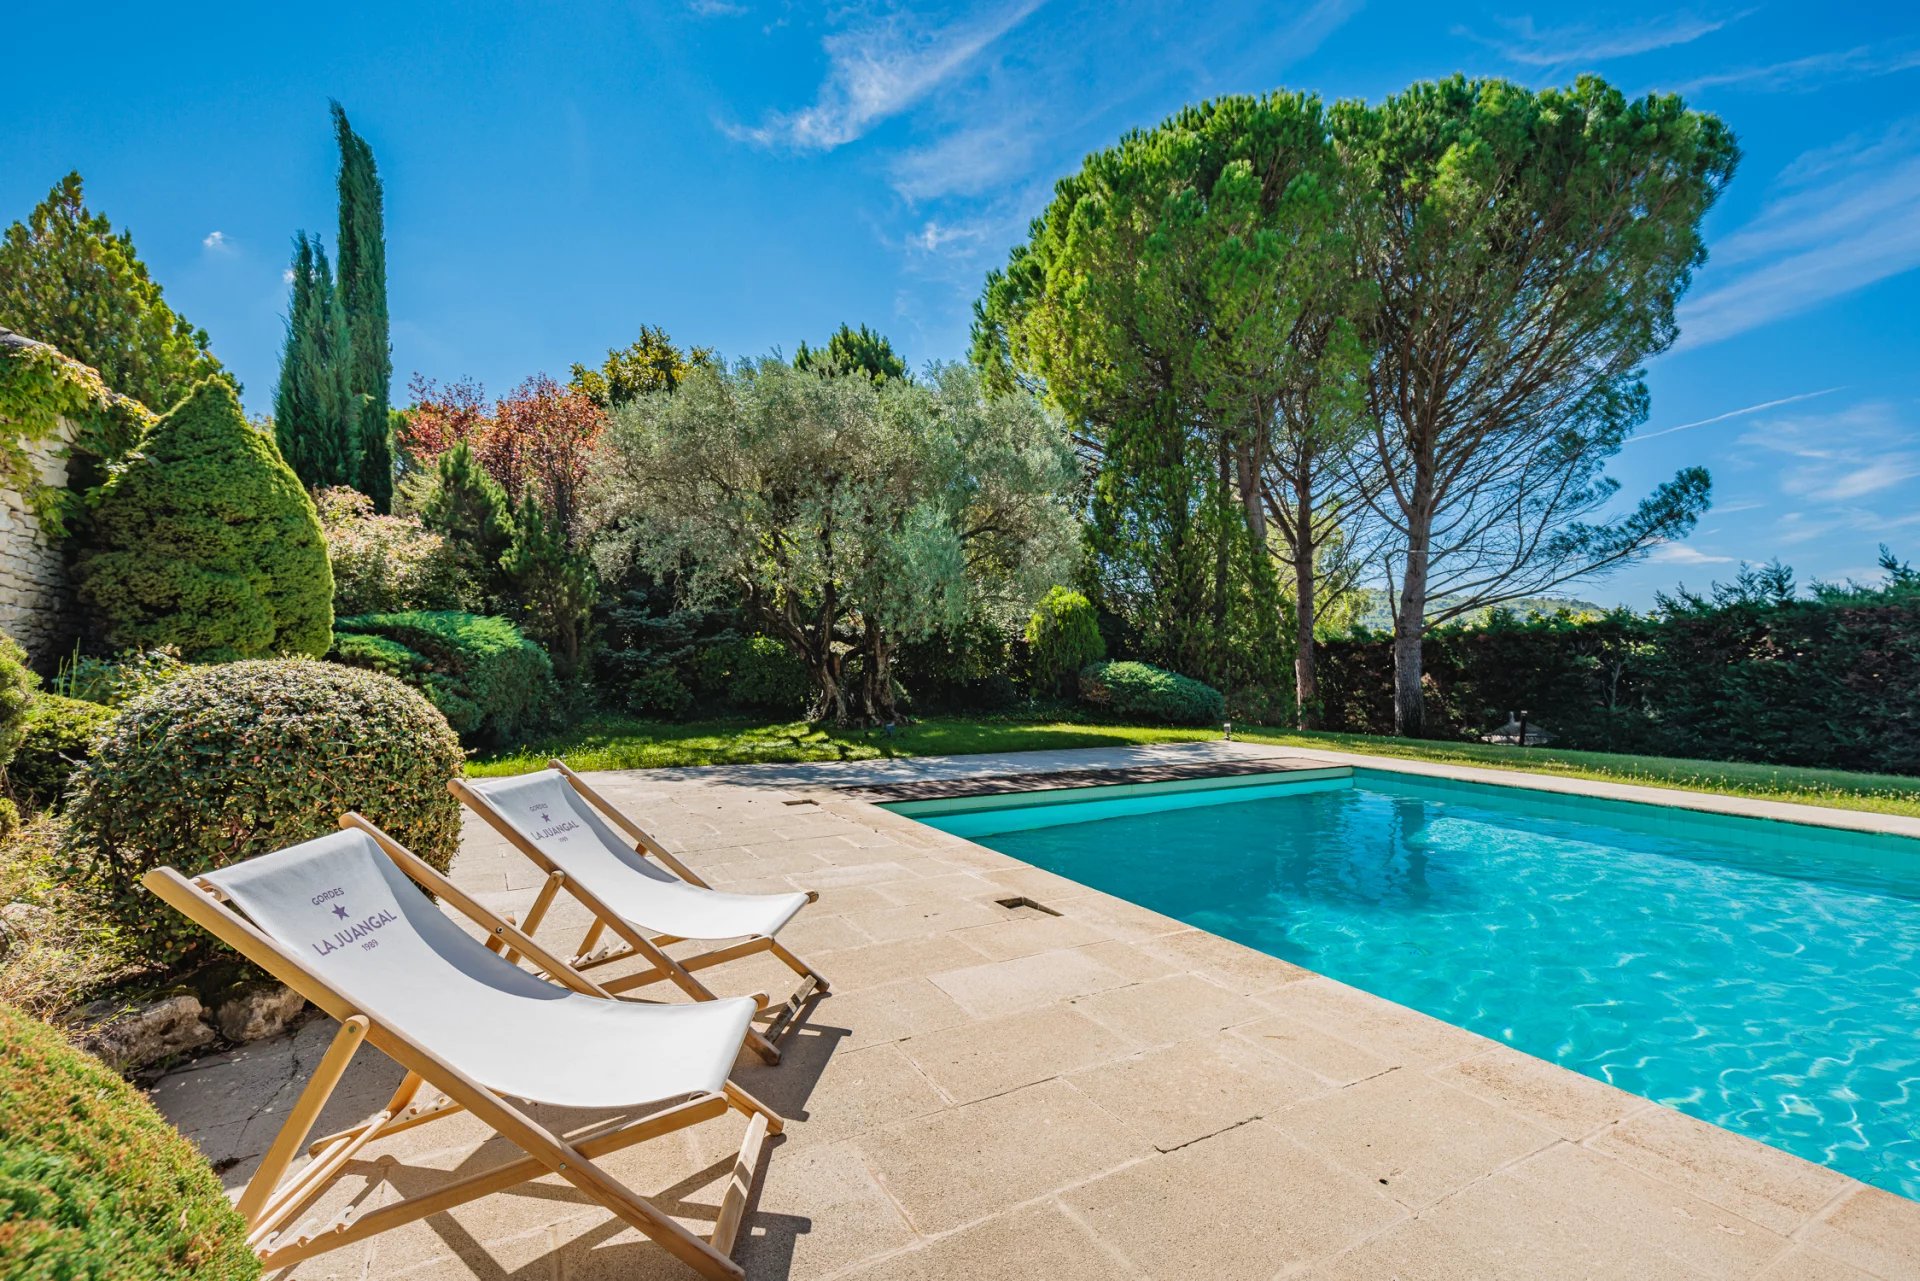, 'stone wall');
0,417,77,663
